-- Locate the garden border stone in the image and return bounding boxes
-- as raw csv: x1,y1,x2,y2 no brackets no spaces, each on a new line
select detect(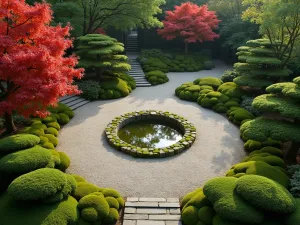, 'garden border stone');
105,110,196,158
